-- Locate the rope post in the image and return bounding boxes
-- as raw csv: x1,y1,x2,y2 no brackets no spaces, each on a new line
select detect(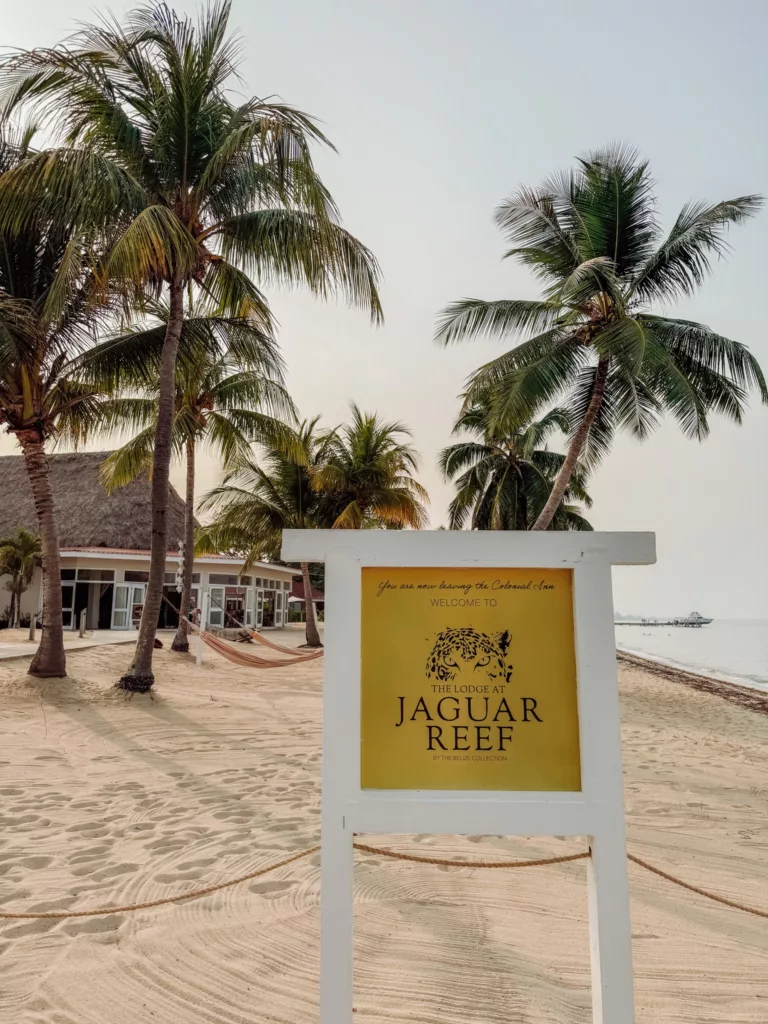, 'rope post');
197,590,209,667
